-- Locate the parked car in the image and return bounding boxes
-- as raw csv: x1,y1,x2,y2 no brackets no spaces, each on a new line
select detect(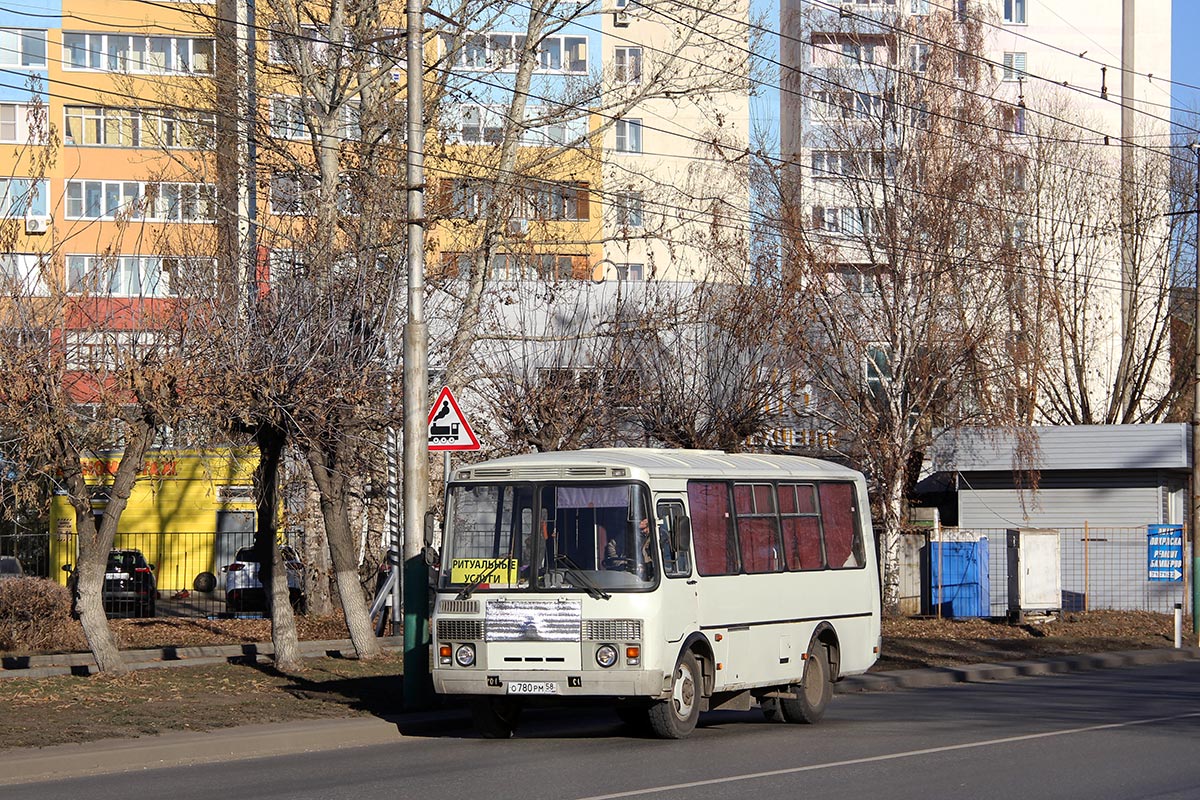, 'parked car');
0,555,25,580
103,549,158,618
222,546,306,614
